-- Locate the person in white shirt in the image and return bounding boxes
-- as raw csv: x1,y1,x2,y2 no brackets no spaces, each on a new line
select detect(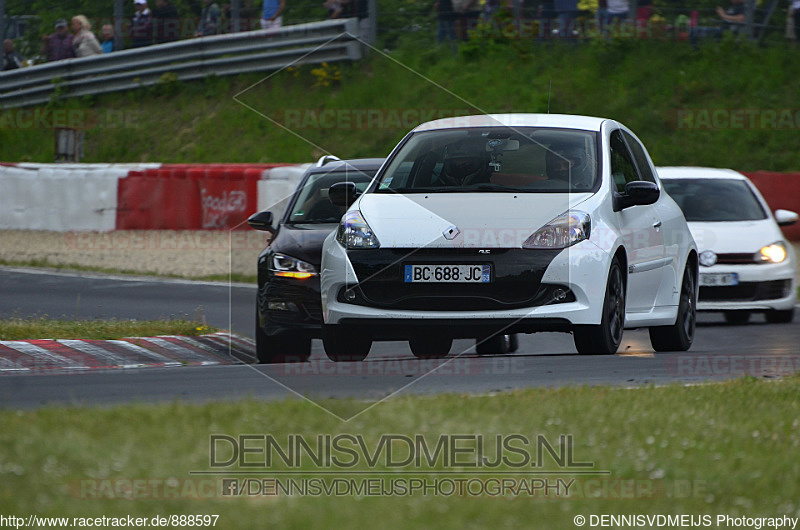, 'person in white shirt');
71,15,103,57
